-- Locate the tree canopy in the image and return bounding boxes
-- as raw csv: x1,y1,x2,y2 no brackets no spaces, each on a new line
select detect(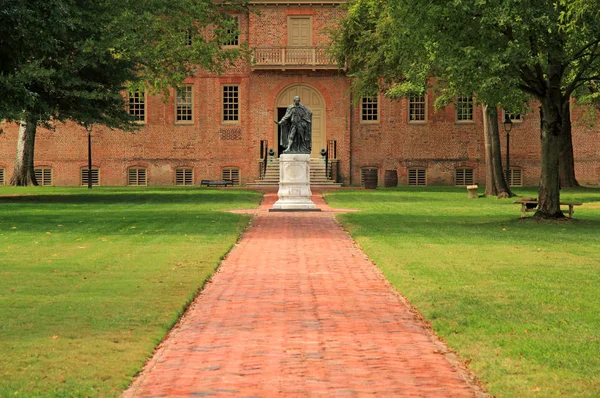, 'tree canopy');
1,0,245,185
334,0,600,217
